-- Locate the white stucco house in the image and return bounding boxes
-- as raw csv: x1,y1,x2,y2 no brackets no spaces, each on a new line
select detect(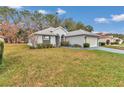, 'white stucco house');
28,26,99,47
112,37,123,44
97,33,123,45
